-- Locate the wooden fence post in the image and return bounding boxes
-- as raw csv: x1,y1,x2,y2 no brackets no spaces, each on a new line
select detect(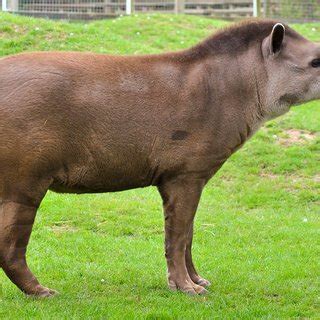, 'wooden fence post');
175,0,184,14
11,0,19,11
253,0,261,17
2,0,7,11
126,0,133,15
